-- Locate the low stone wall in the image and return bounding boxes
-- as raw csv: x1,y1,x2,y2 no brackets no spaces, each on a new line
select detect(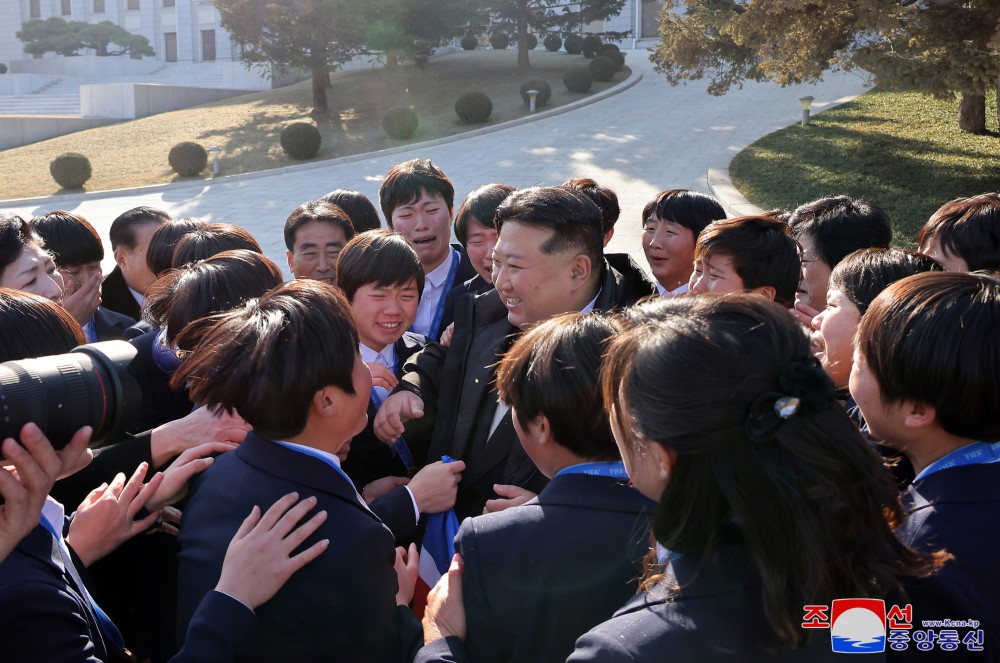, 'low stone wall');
80,83,251,119
0,73,61,95
0,115,117,150
10,56,160,77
